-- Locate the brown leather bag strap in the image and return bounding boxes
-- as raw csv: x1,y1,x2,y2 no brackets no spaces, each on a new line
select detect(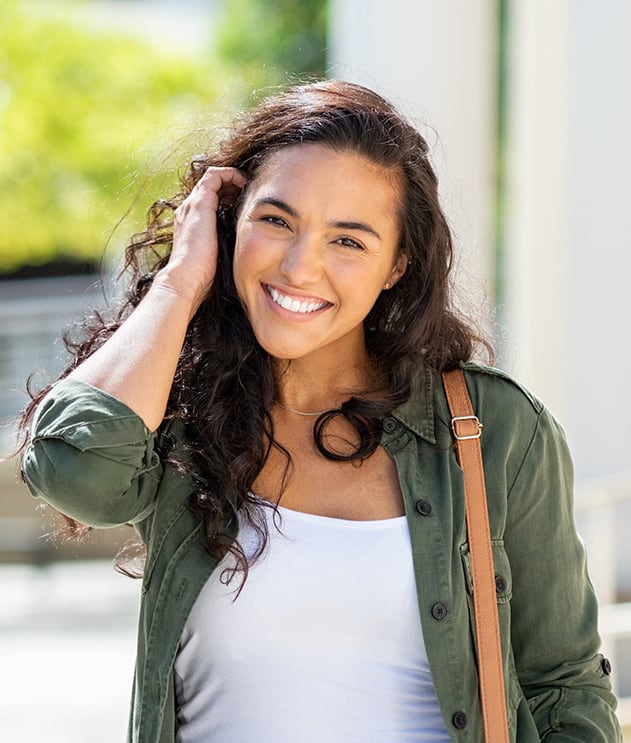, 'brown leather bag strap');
442,368,510,743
